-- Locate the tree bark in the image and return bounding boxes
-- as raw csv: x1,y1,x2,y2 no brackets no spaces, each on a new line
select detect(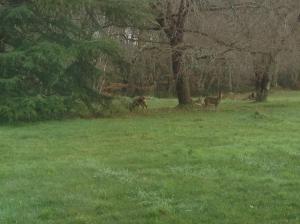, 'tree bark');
171,47,191,104
153,0,192,105
255,72,270,102
176,75,191,104
253,53,272,102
